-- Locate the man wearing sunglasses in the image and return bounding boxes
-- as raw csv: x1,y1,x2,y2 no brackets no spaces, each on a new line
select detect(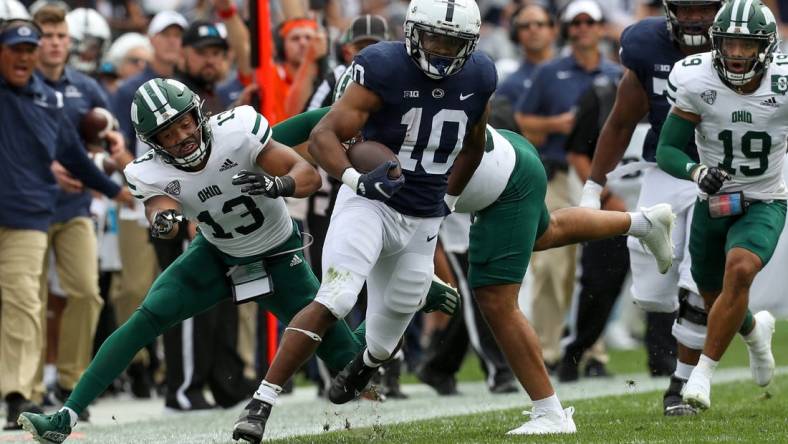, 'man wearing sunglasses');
495,4,556,107
514,0,621,373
